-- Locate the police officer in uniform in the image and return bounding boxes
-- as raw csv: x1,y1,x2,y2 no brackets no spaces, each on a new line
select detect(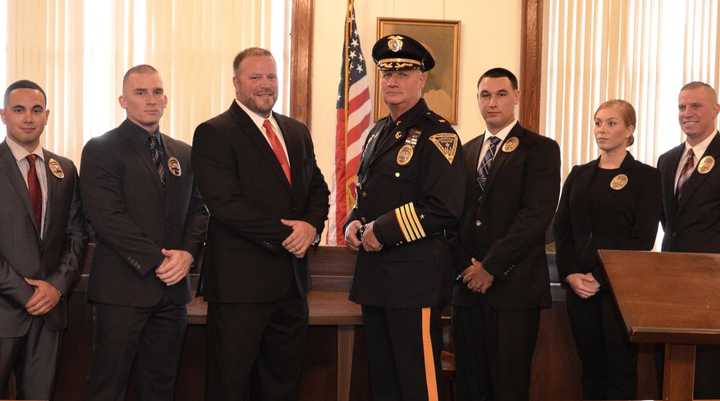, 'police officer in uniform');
345,35,466,401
